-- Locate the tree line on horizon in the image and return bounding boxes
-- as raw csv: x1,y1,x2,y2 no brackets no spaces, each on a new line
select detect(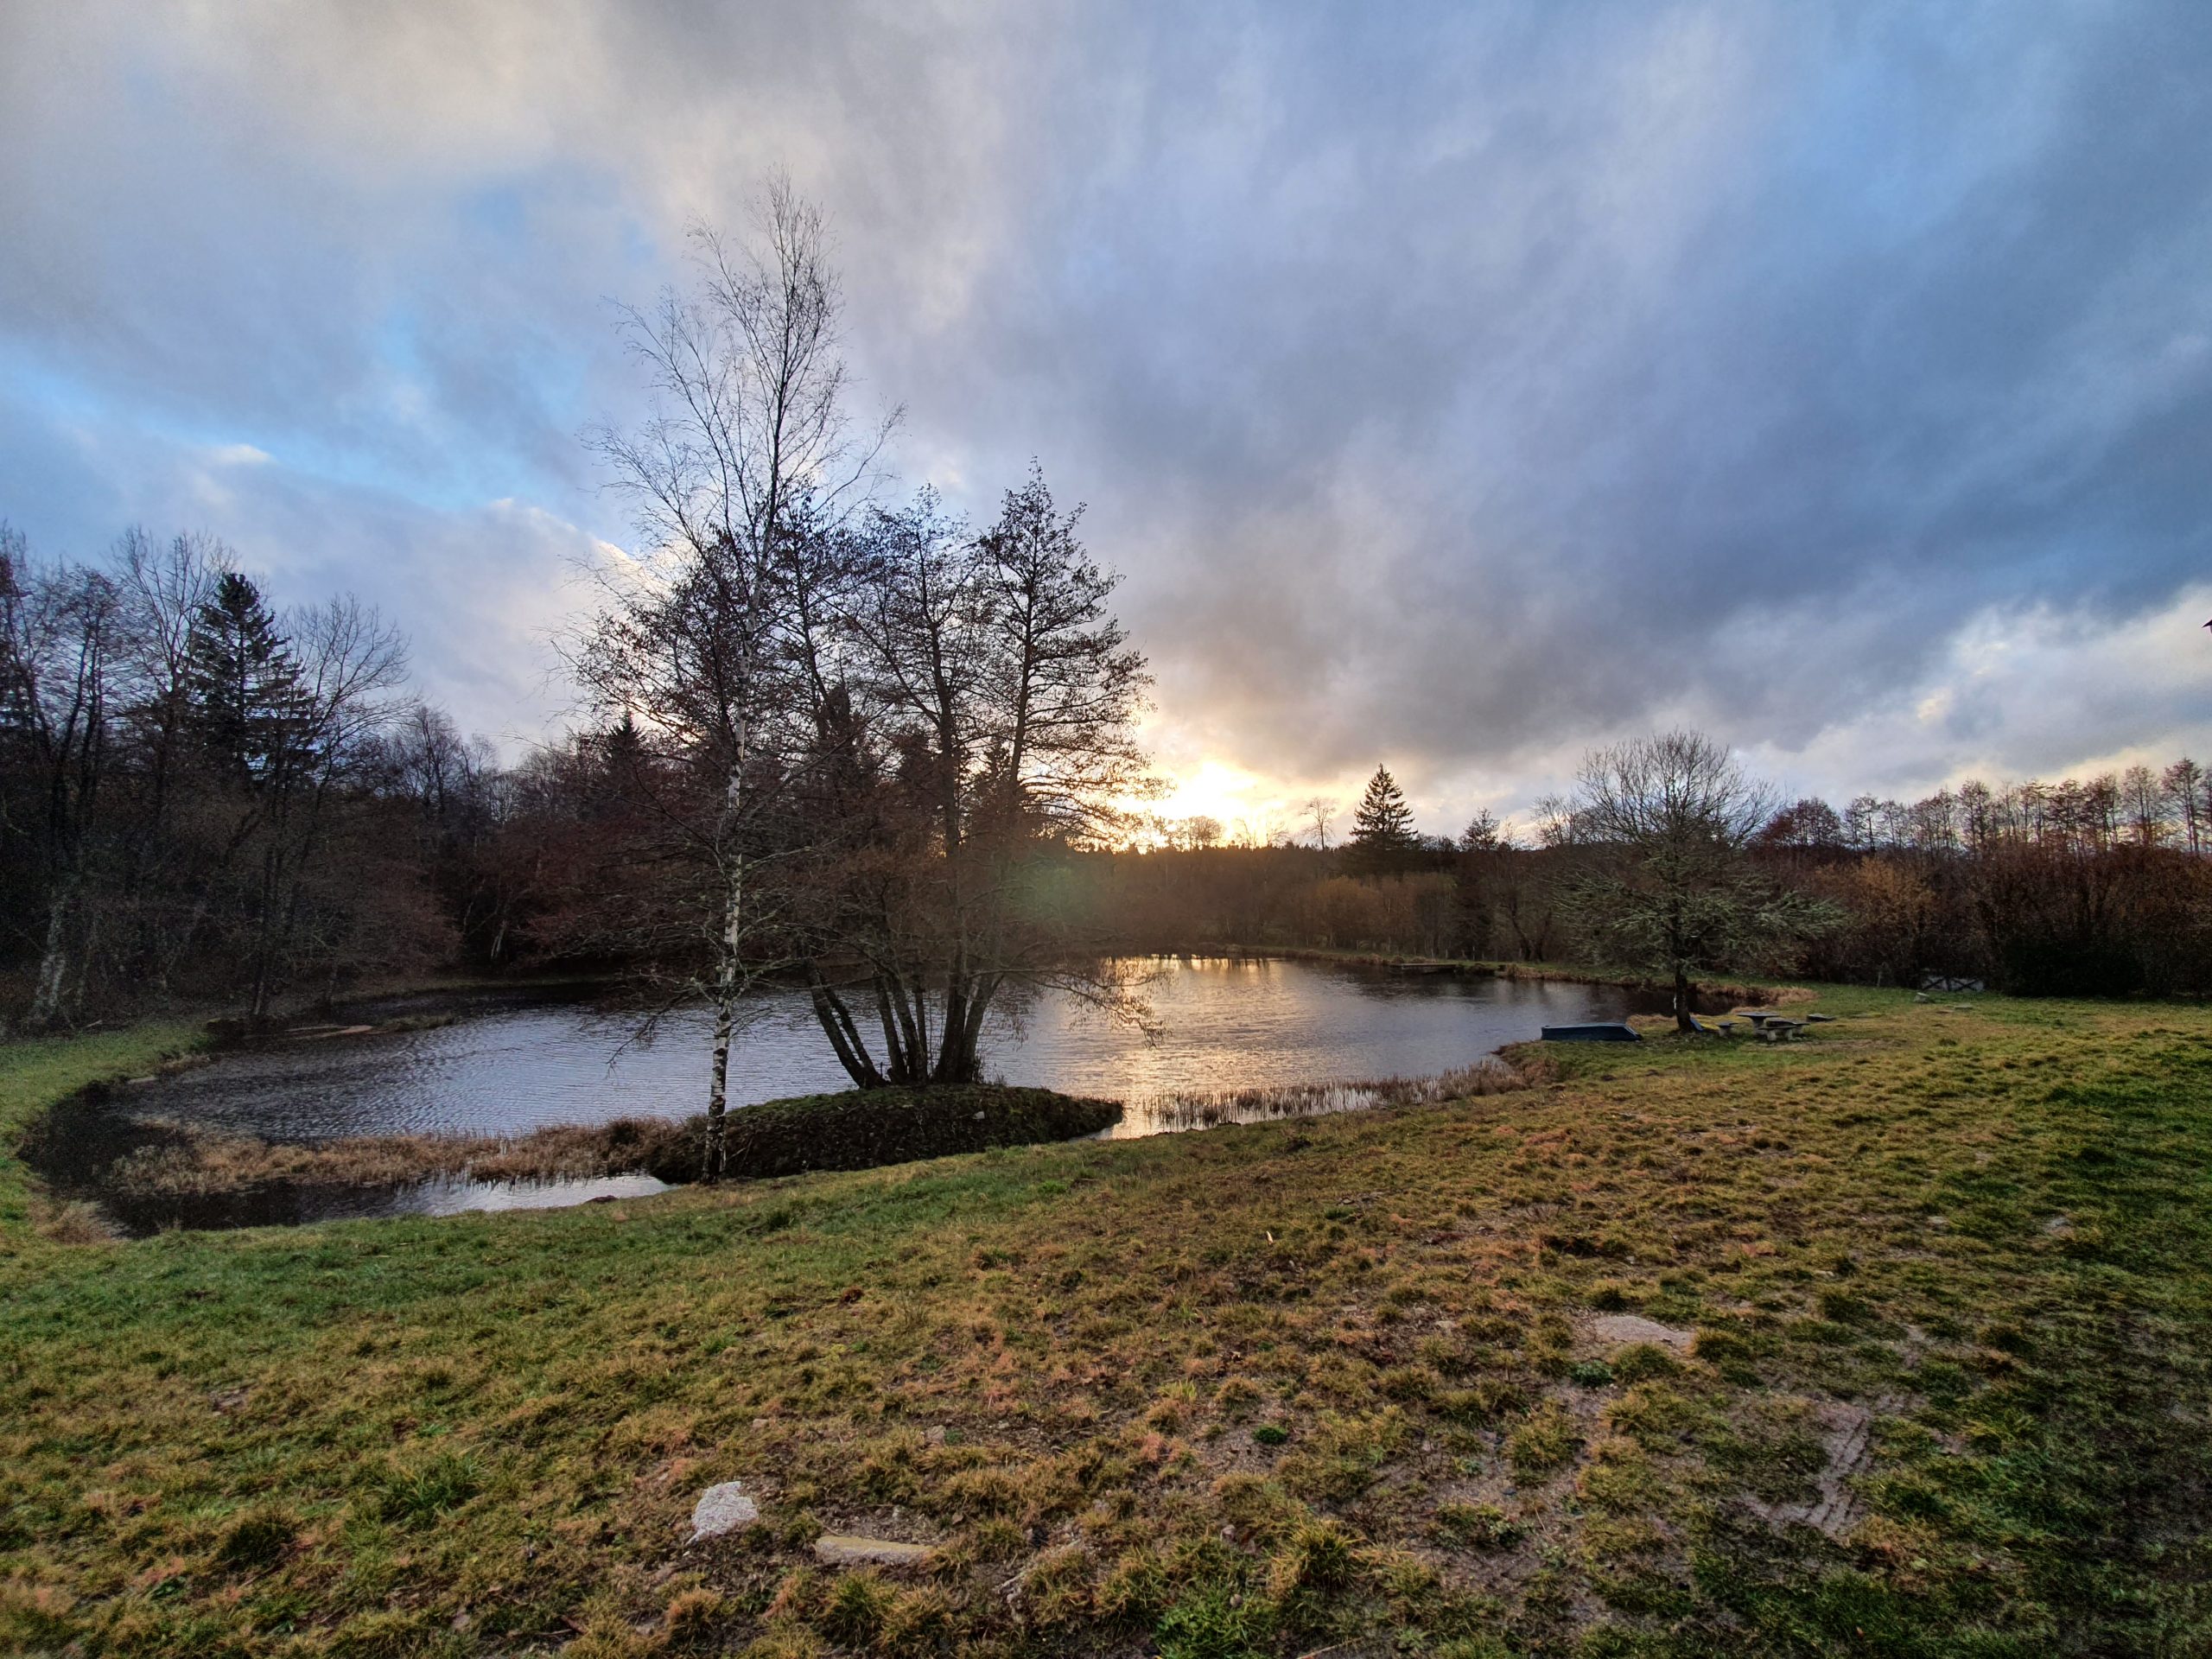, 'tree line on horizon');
8,523,2208,1033
10,517,2201,1041
1100,747,2212,1001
